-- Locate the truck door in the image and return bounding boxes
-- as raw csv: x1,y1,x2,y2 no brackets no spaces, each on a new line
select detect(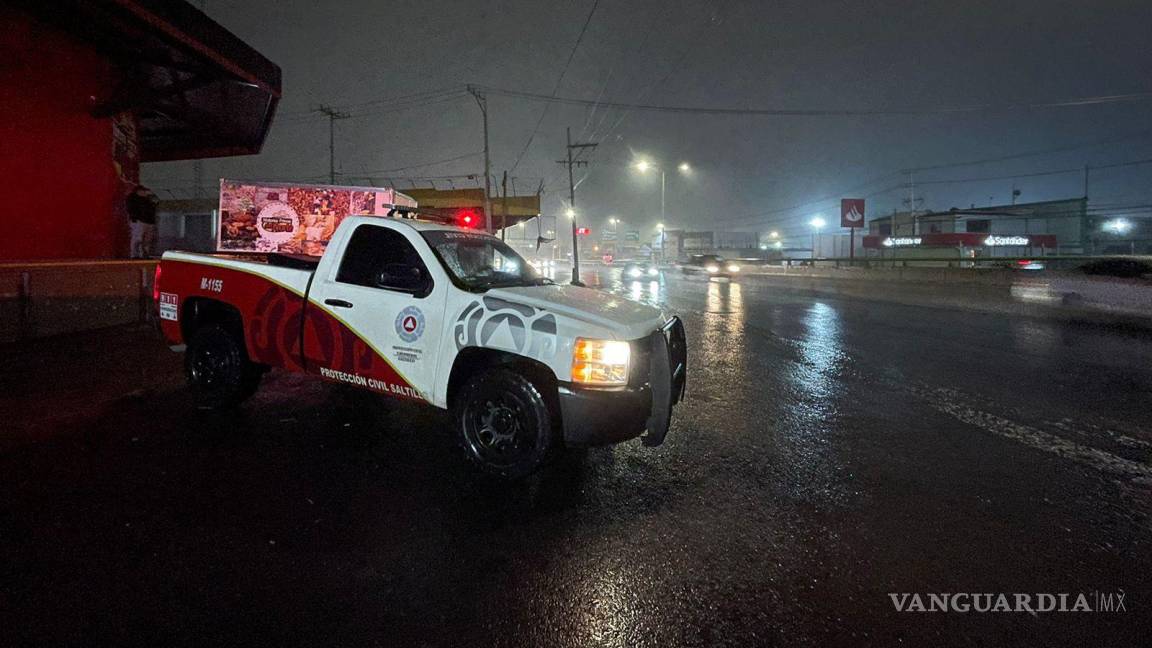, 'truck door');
303,223,445,402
